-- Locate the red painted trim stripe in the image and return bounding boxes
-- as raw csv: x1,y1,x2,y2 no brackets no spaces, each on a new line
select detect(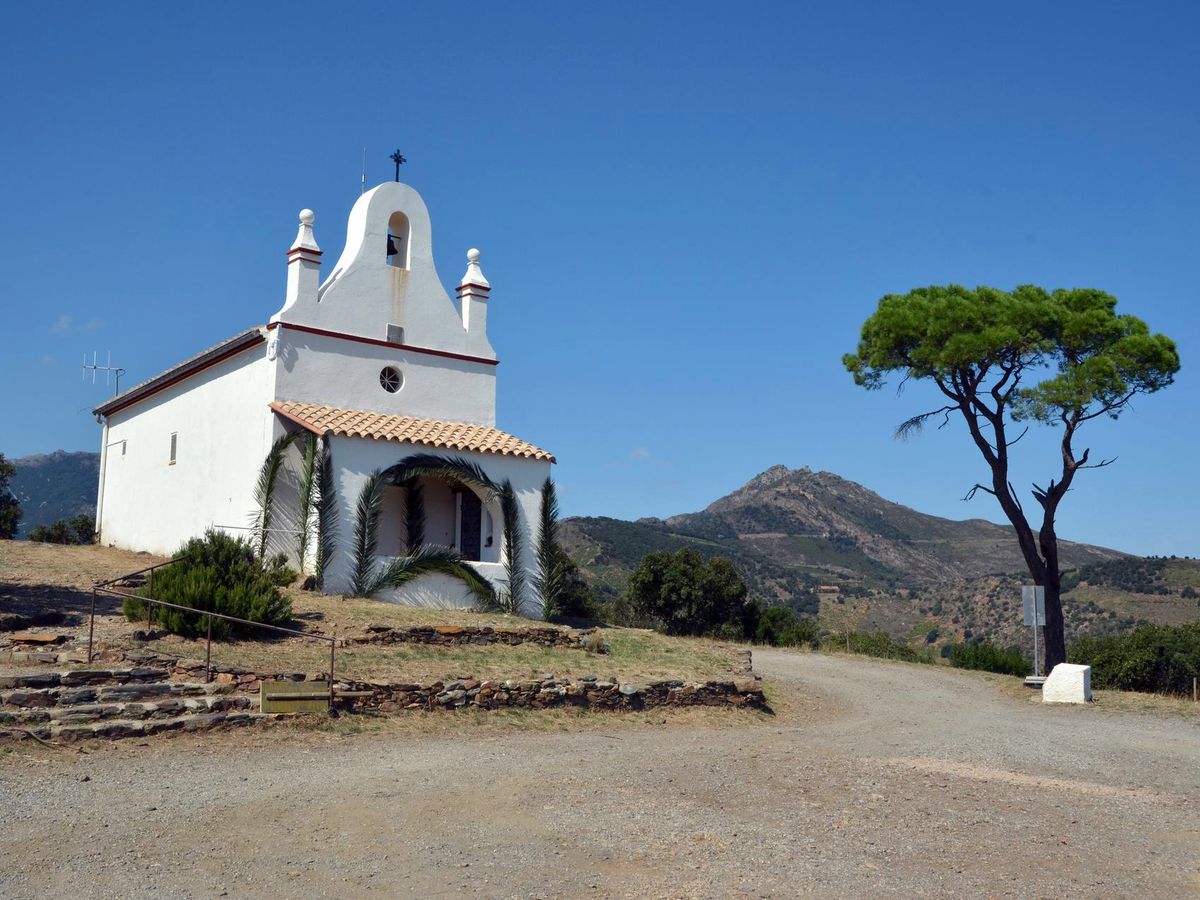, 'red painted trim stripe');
271,321,499,367
99,336,265,418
